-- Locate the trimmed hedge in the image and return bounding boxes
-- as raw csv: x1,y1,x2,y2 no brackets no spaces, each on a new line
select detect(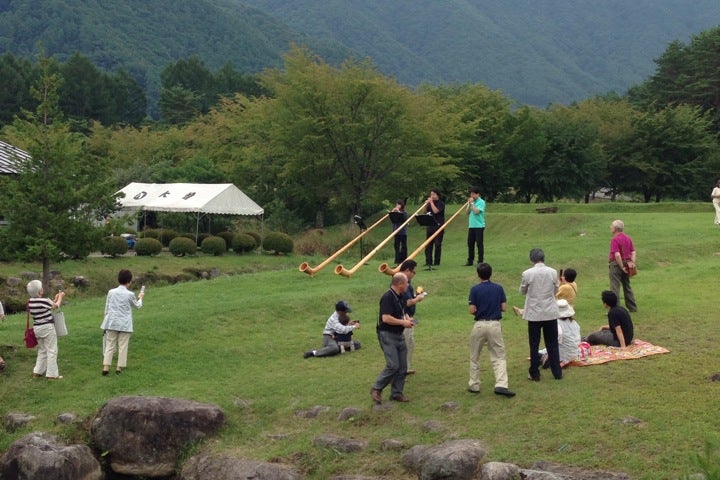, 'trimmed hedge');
196,232,212,247
232,233,256,254
263,231,293,255
169,237,198,256
201,236,226,256
135,237,163,256
216,231,235,250
243,231,261,246
100,236,128,257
